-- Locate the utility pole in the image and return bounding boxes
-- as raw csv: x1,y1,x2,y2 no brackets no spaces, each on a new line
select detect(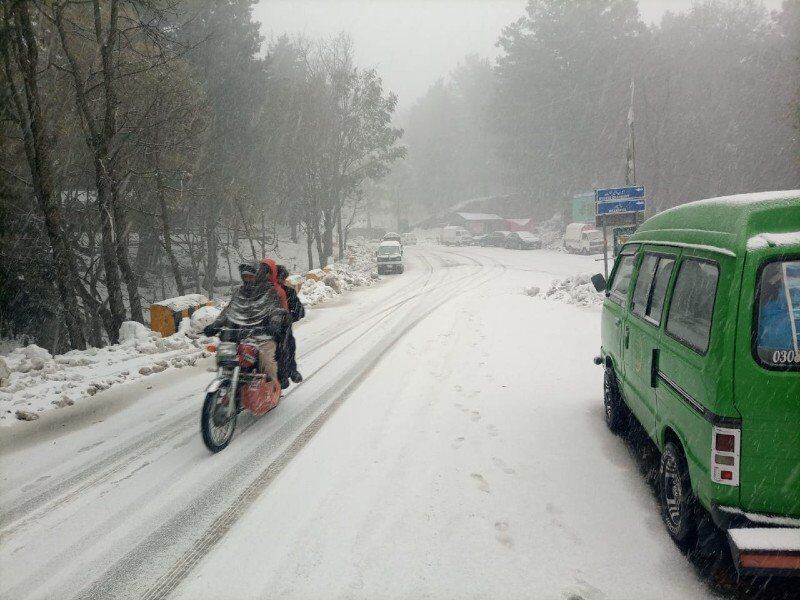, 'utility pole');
625,79,636,186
